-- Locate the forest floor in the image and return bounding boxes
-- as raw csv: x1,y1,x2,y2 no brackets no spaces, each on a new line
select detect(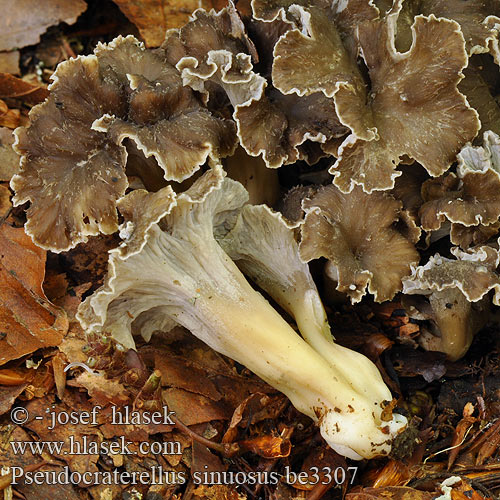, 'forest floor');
0,1,499,499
